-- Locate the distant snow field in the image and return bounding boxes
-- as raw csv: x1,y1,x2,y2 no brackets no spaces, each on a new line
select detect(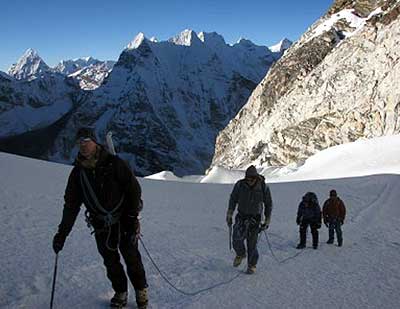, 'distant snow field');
1,134,400,308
